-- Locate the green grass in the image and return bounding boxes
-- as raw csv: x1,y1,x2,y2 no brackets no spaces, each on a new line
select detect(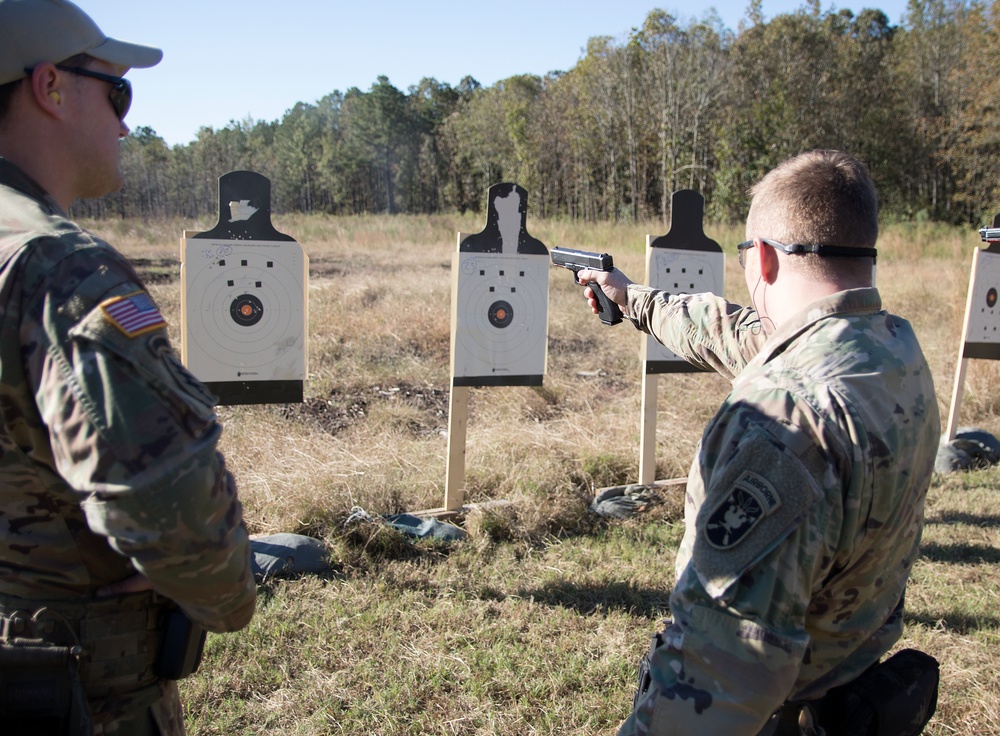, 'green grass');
81,214,1000,735
183,521,683,735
